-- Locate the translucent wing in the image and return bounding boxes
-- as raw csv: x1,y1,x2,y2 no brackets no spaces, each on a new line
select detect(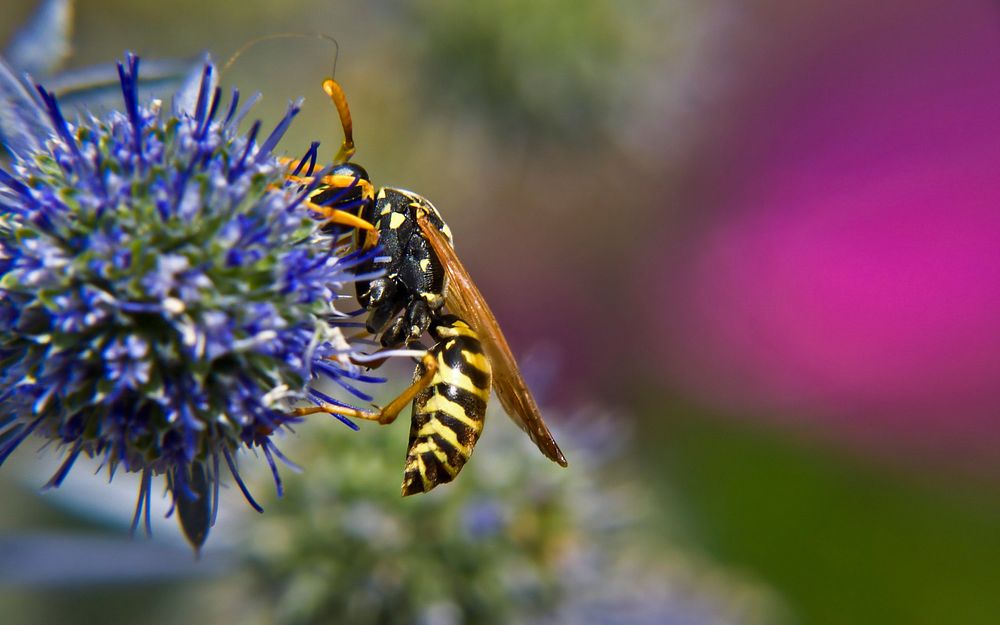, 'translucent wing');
416,212,567,466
